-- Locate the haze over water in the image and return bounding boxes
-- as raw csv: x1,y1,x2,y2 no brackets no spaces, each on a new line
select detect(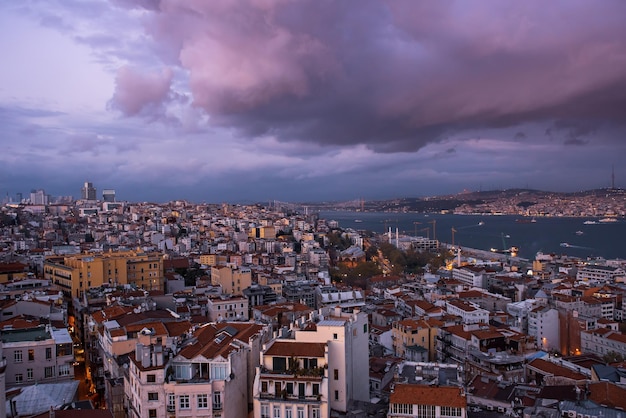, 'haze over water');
319,211,626,260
